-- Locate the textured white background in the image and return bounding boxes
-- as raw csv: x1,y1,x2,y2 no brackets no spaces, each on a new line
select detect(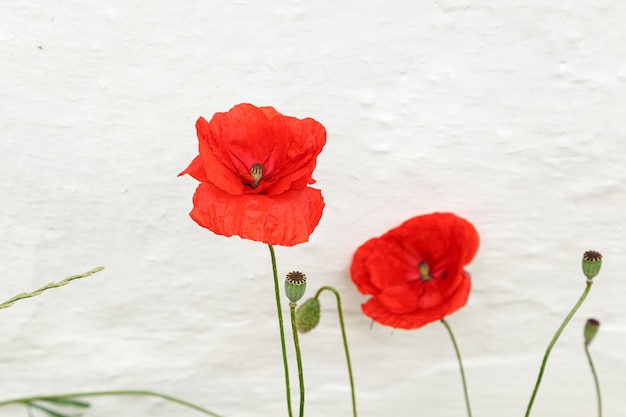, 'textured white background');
1,1,626,416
